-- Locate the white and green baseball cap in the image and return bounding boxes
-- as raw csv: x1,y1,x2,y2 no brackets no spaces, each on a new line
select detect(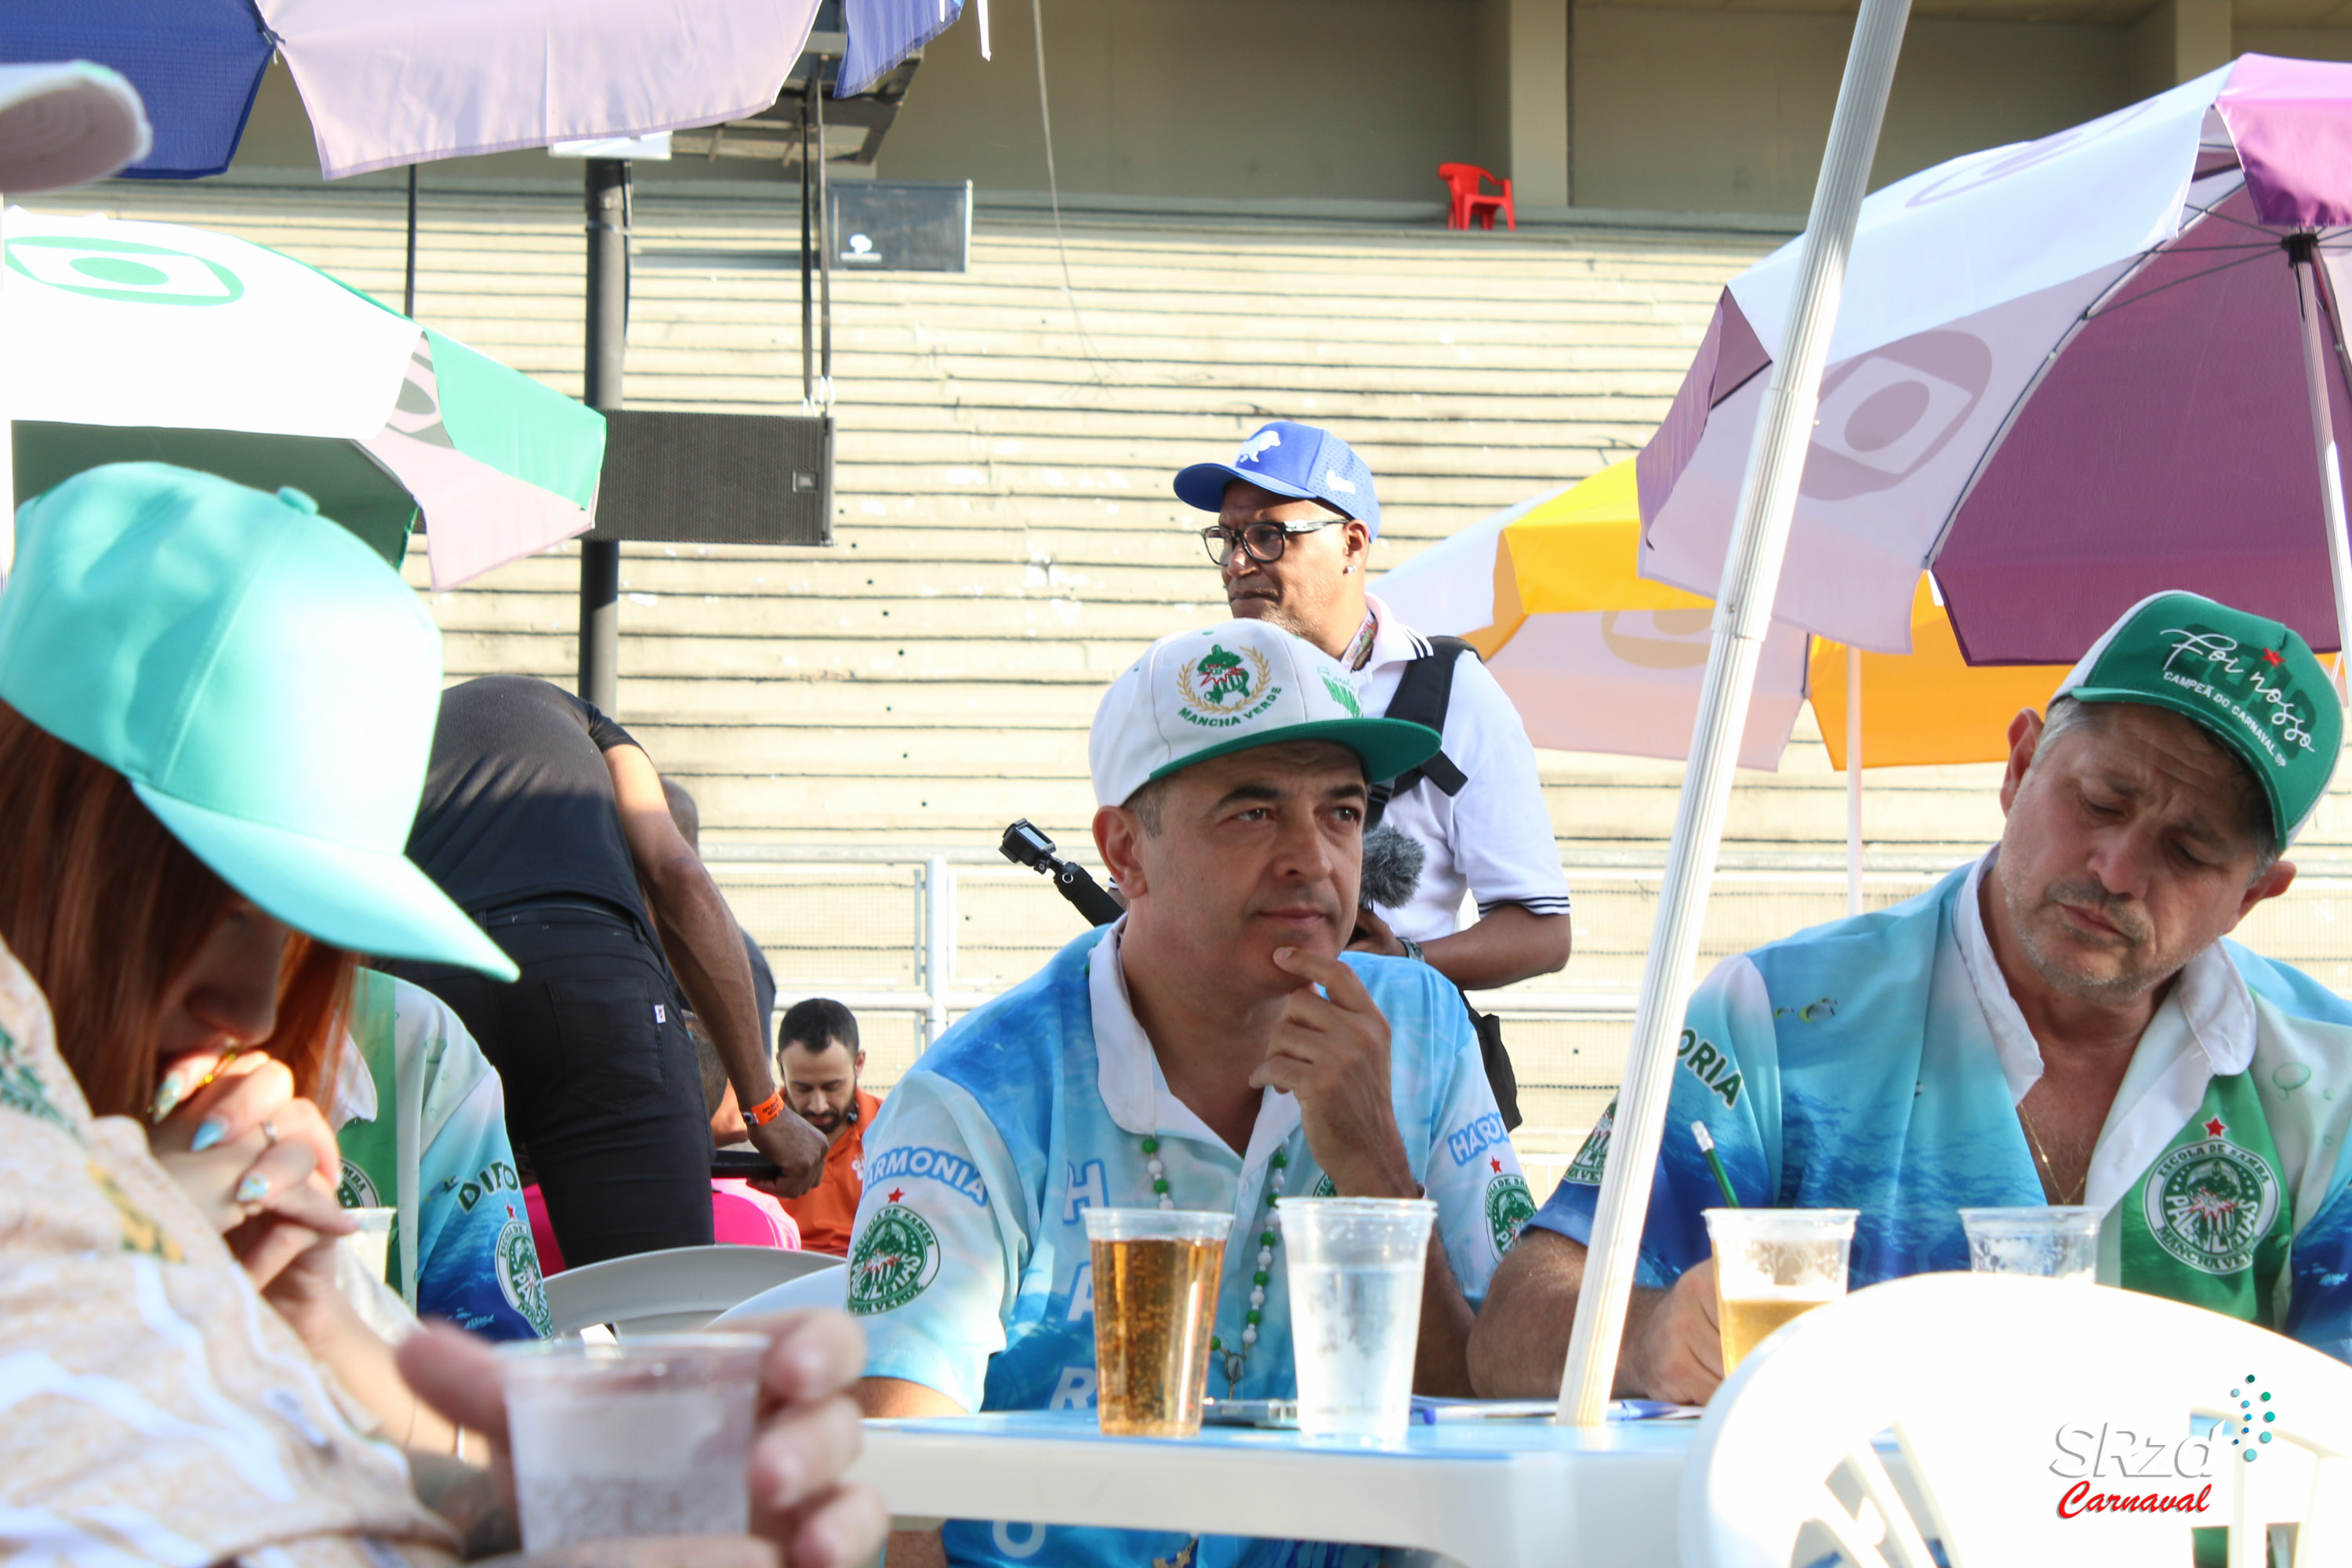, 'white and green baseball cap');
2053,590,2343,846
1090,619,1441,807
0,463,517,978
